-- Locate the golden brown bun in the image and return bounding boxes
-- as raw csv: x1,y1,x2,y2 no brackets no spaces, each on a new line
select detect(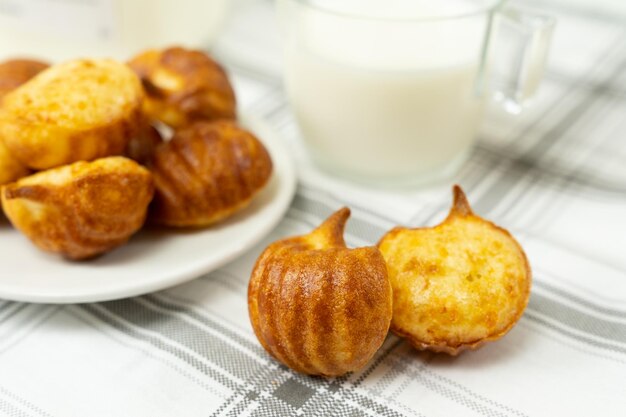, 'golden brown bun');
128,46,236,128
0,59,49,102
148,120,272,227
0,59,144,170
248,208,392,376
1,157,154,260
124,124,163,165
378,186,531,355
0,139,30,186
